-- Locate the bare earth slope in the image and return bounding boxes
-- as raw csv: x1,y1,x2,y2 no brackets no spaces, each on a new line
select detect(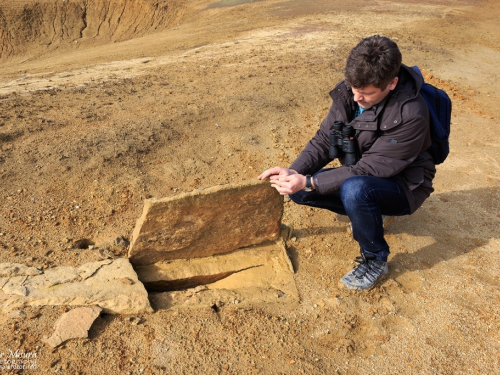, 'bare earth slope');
0,0,186,61
1,0,499,374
